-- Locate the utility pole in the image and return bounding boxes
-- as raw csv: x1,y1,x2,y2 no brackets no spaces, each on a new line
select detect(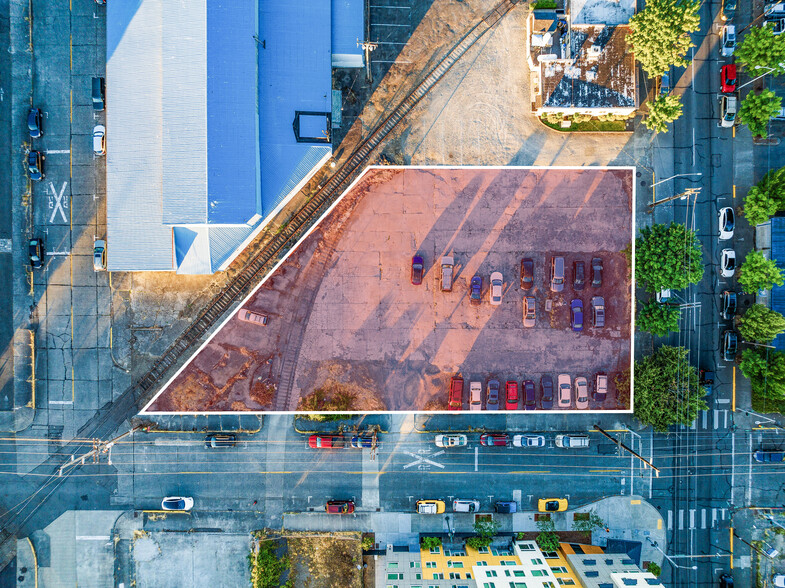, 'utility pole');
594,425,660,477
370,429,378,461
58,426,141,477
649,187,700,209
357,39,378,84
